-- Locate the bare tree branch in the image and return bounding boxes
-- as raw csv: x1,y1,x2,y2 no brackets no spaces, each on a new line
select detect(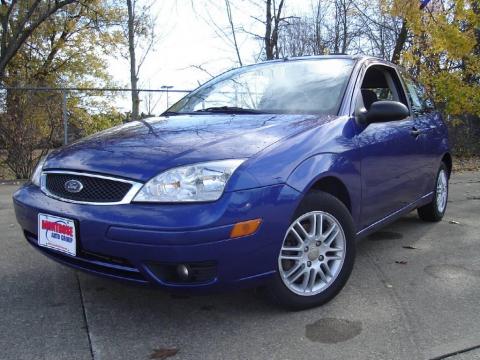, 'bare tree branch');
225,0,243,66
